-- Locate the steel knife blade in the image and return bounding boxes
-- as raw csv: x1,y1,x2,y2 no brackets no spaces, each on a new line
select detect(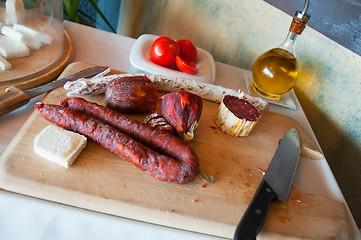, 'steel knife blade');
233,128,300,240
0,66,109,117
